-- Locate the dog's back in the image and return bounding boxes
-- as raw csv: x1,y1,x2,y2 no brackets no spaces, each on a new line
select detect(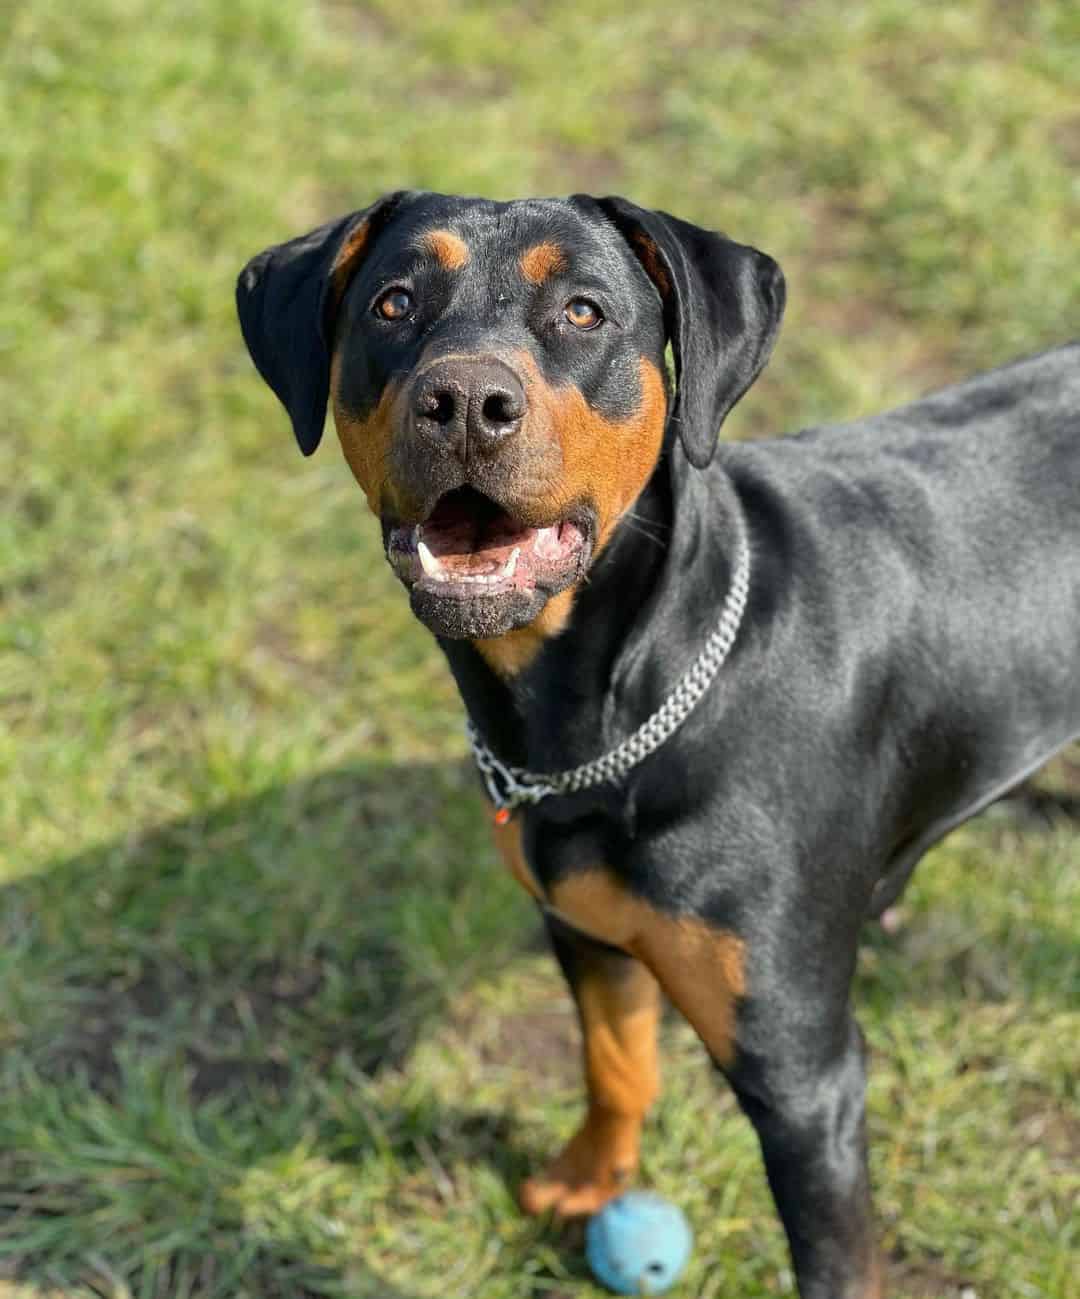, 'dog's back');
720,341,1080,896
